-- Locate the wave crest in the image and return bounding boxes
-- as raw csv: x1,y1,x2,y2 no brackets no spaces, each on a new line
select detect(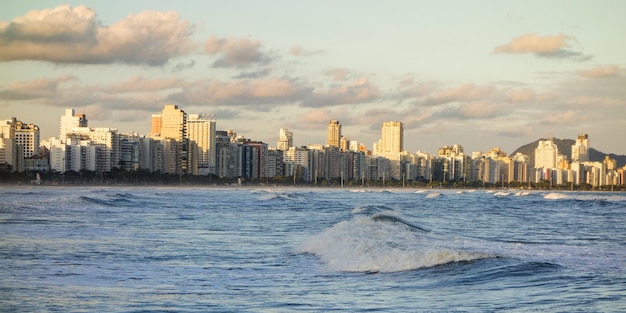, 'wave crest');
296,215,492,273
